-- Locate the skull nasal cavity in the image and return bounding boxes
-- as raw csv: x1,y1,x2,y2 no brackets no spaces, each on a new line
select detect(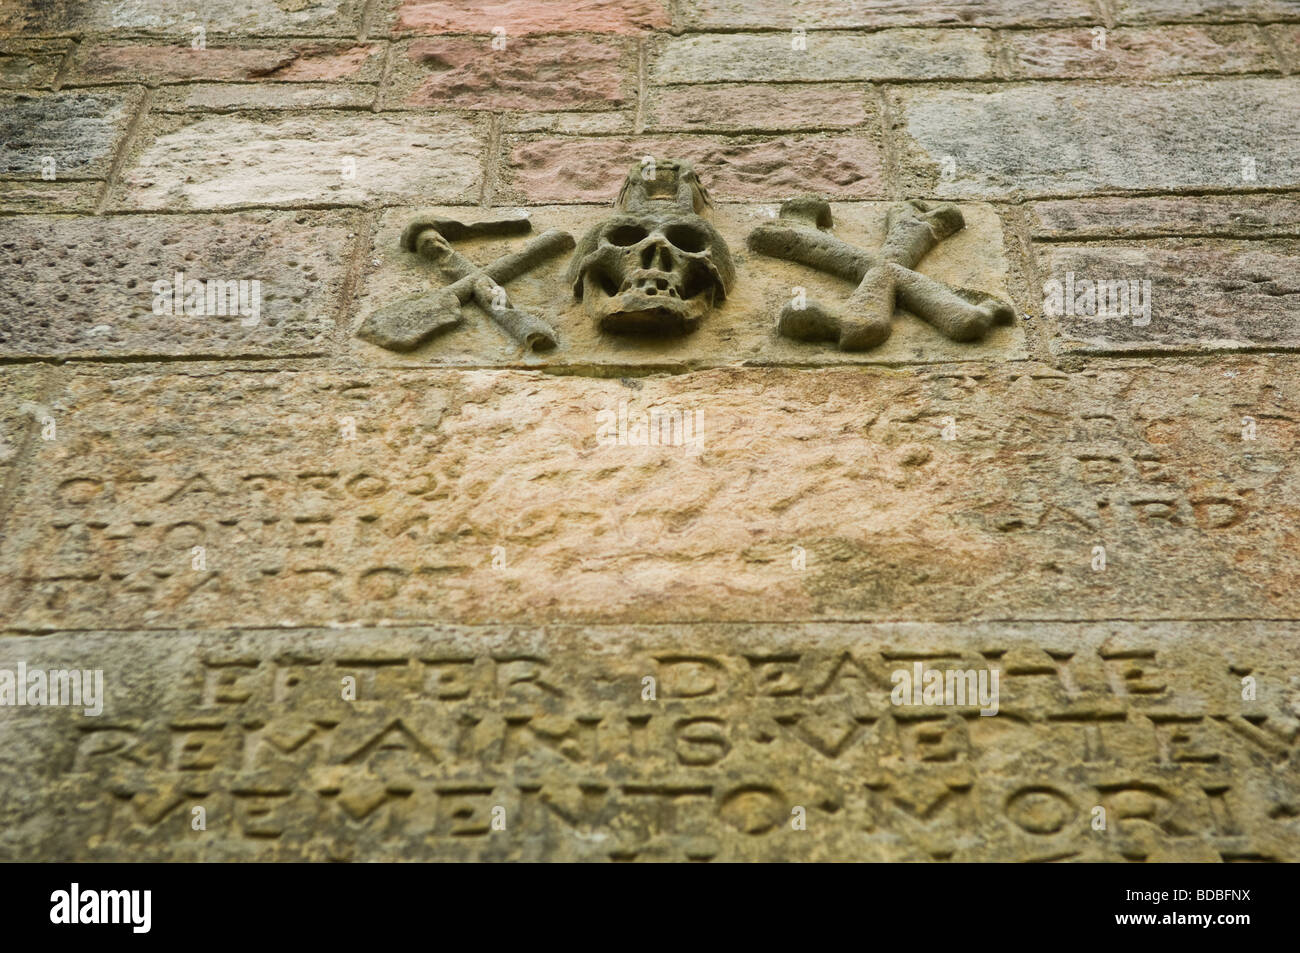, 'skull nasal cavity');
642,243,667,269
